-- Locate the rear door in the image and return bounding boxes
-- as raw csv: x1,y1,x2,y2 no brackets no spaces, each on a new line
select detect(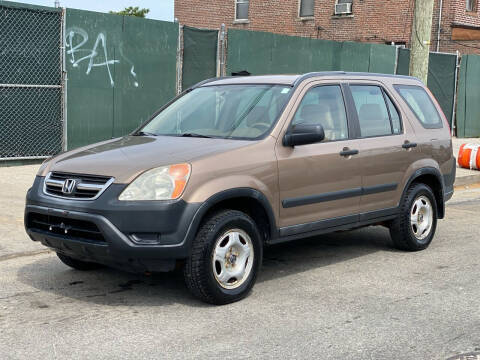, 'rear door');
345,81,416,217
